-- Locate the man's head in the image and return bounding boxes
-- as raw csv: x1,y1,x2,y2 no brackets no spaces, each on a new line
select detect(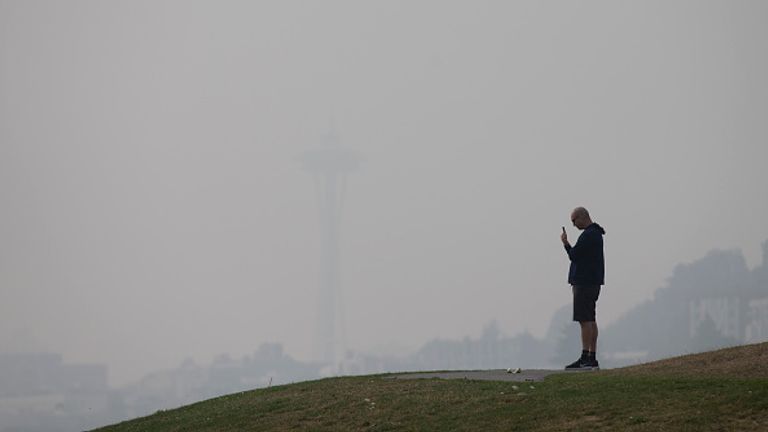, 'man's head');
570,207,593,230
